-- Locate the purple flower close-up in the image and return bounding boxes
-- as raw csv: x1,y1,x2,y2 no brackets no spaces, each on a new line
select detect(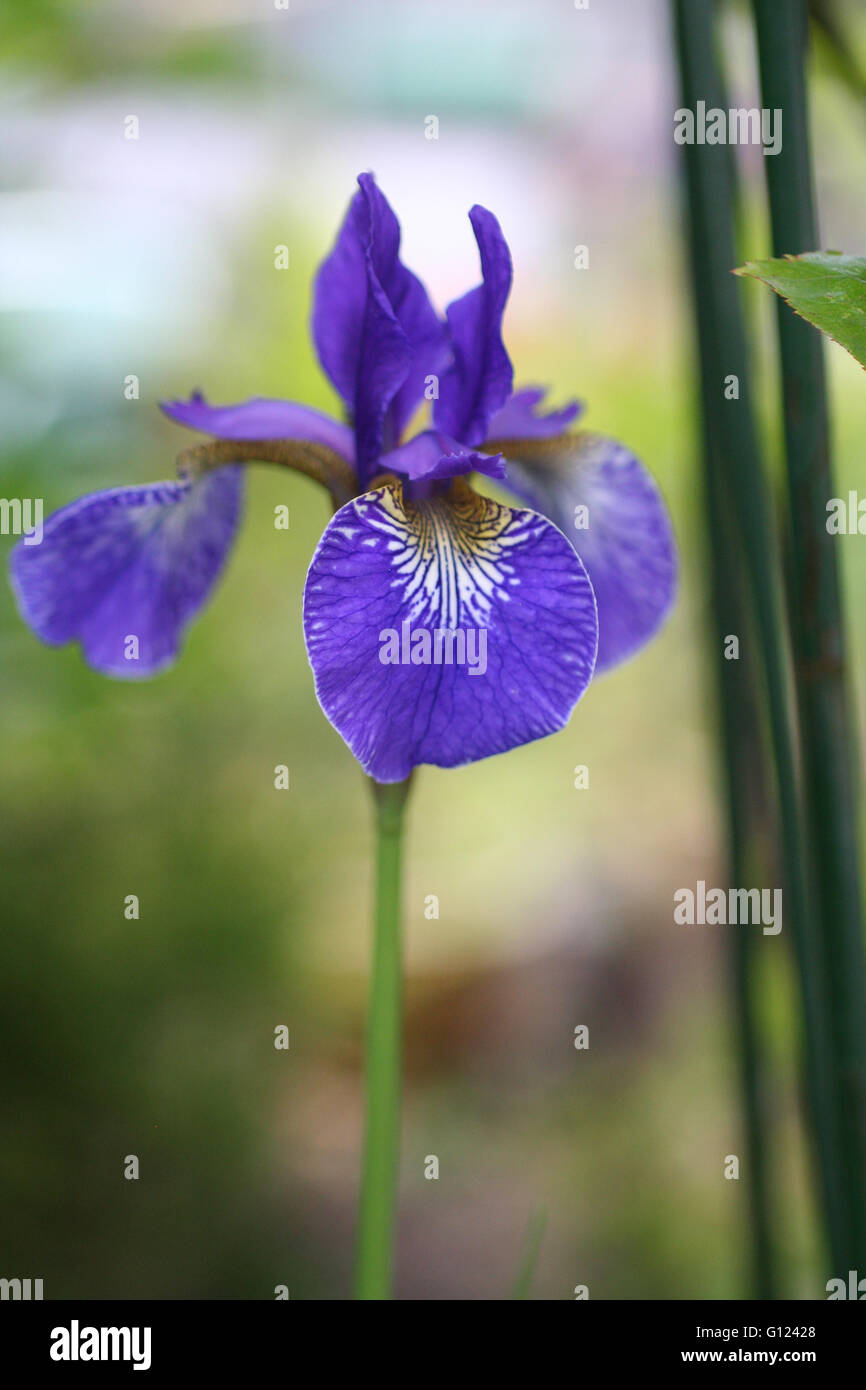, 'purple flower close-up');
9,172,676,782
